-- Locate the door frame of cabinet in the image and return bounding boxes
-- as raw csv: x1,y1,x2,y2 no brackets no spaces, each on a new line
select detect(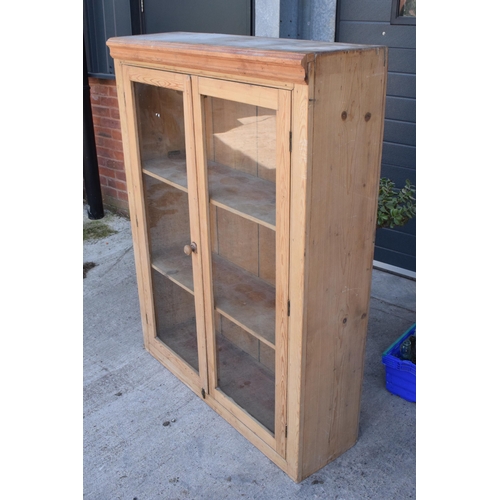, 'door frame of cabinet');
115,62,293,462
115,64,210,395
191,76,292,458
